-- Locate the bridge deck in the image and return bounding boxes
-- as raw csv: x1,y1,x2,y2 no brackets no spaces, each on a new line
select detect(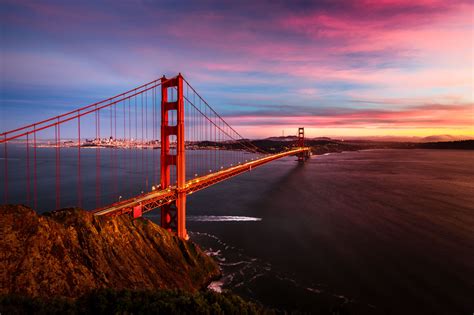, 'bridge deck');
93,147,310,217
